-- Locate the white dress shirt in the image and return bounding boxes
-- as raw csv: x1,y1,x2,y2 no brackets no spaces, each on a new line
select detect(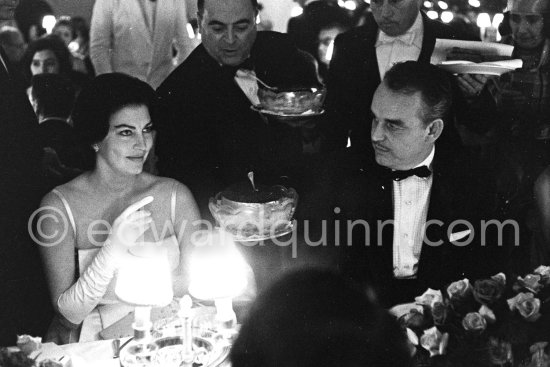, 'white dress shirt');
235,69,260,106
392,148,435,279
375,12,424,80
